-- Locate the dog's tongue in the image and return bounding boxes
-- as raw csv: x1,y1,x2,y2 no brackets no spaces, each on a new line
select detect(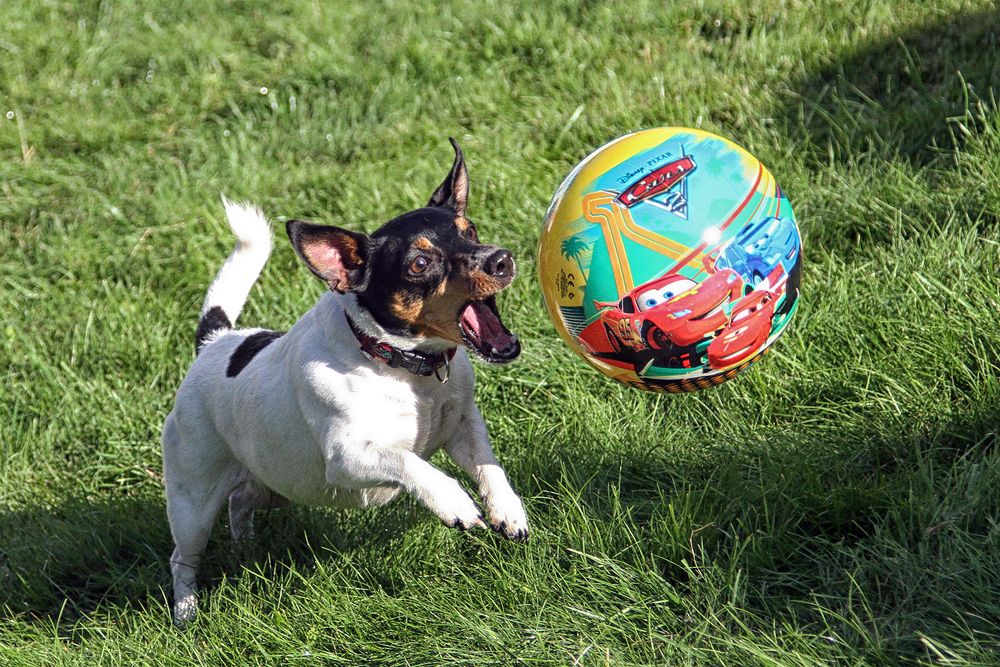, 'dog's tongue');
460,301,515,353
